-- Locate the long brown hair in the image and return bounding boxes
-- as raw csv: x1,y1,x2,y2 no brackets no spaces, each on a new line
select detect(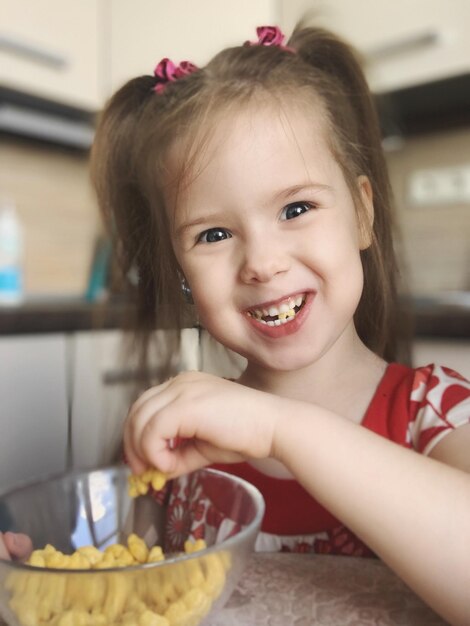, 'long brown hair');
91,25,409,378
